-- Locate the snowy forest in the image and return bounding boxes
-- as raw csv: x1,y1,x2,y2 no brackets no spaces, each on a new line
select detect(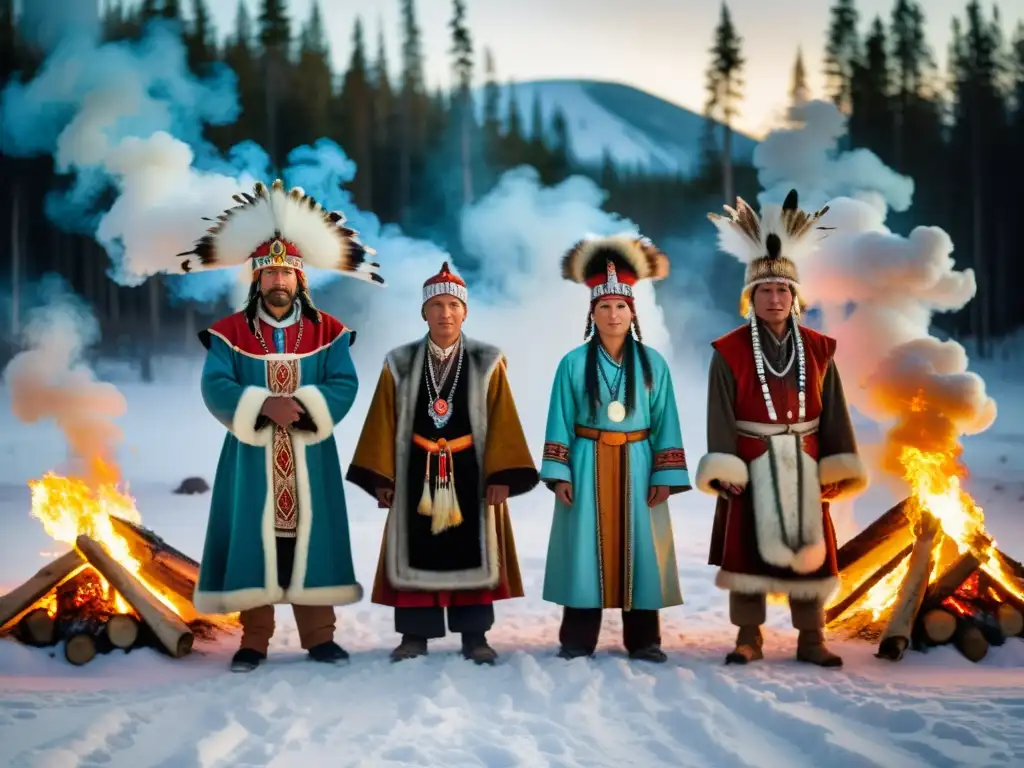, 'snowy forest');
0,0,1022,362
